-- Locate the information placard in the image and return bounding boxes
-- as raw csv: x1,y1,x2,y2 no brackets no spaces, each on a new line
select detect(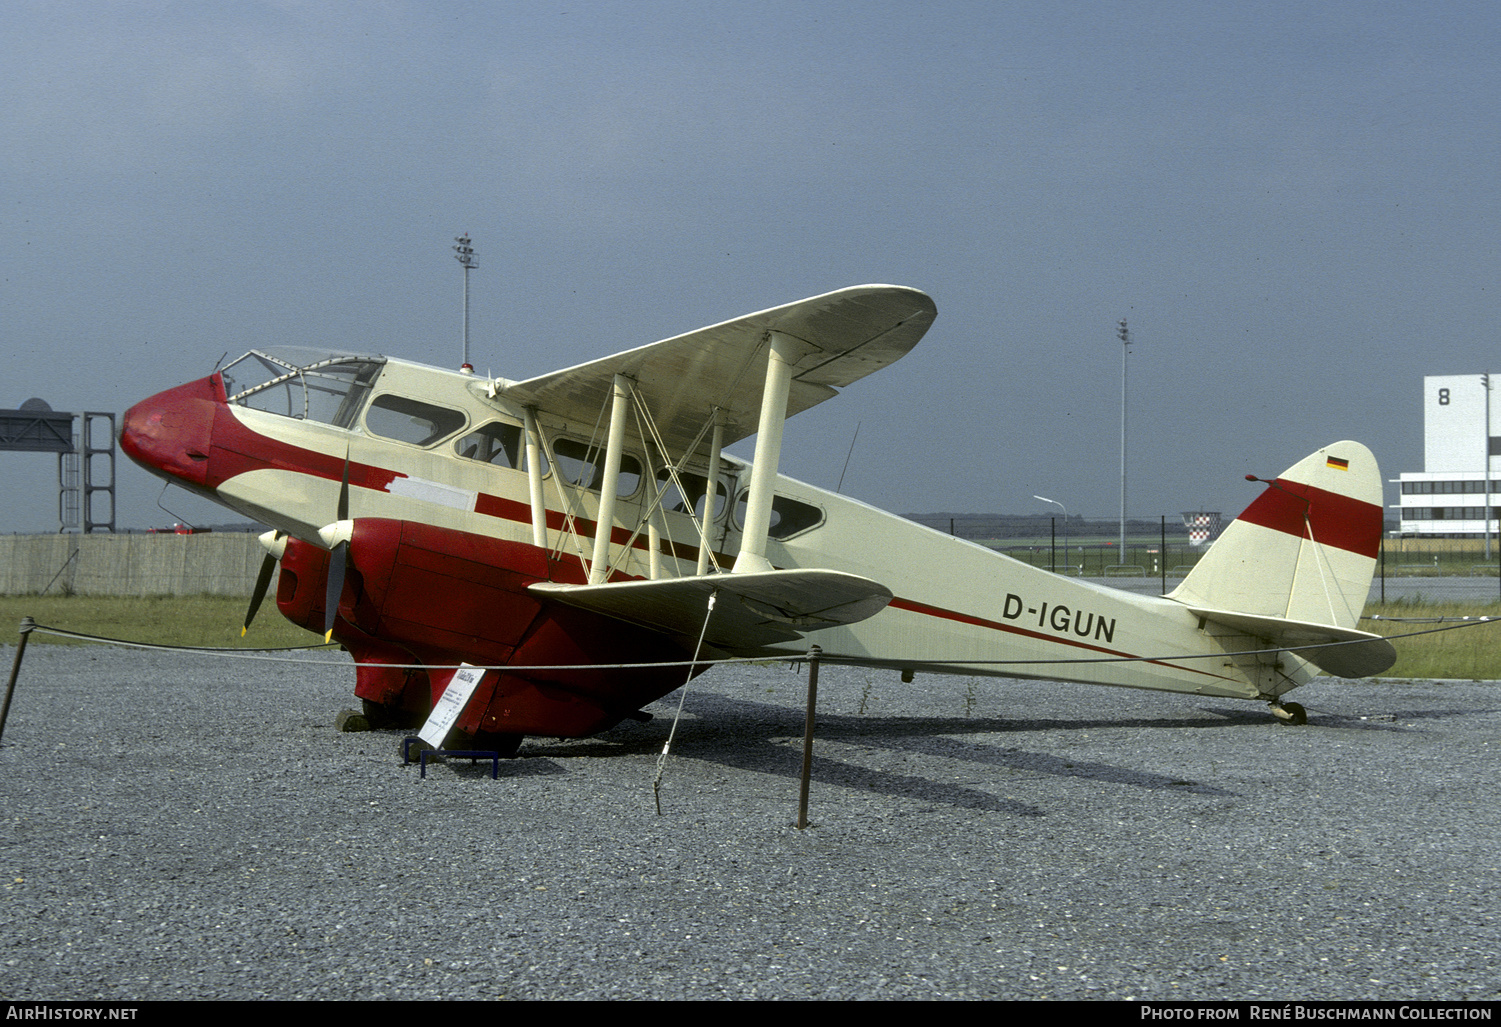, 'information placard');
418,663,485,748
